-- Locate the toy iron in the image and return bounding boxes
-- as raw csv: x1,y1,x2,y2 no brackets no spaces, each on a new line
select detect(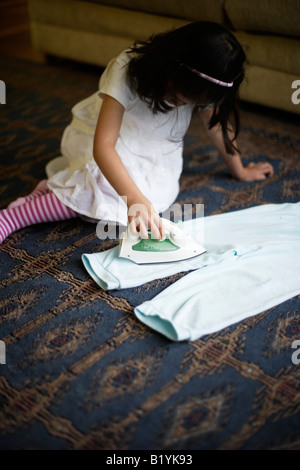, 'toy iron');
119,218,206,264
